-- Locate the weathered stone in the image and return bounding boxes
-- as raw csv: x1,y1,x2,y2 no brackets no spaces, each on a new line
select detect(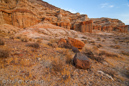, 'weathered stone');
68,37,85,49
73,53,91,69
72,46,80,53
